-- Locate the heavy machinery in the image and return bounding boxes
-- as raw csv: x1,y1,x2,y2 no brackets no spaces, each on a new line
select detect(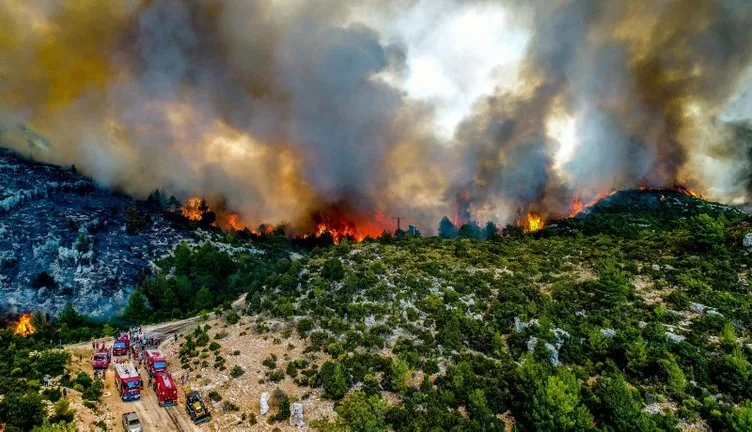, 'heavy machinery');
185,390,211,424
